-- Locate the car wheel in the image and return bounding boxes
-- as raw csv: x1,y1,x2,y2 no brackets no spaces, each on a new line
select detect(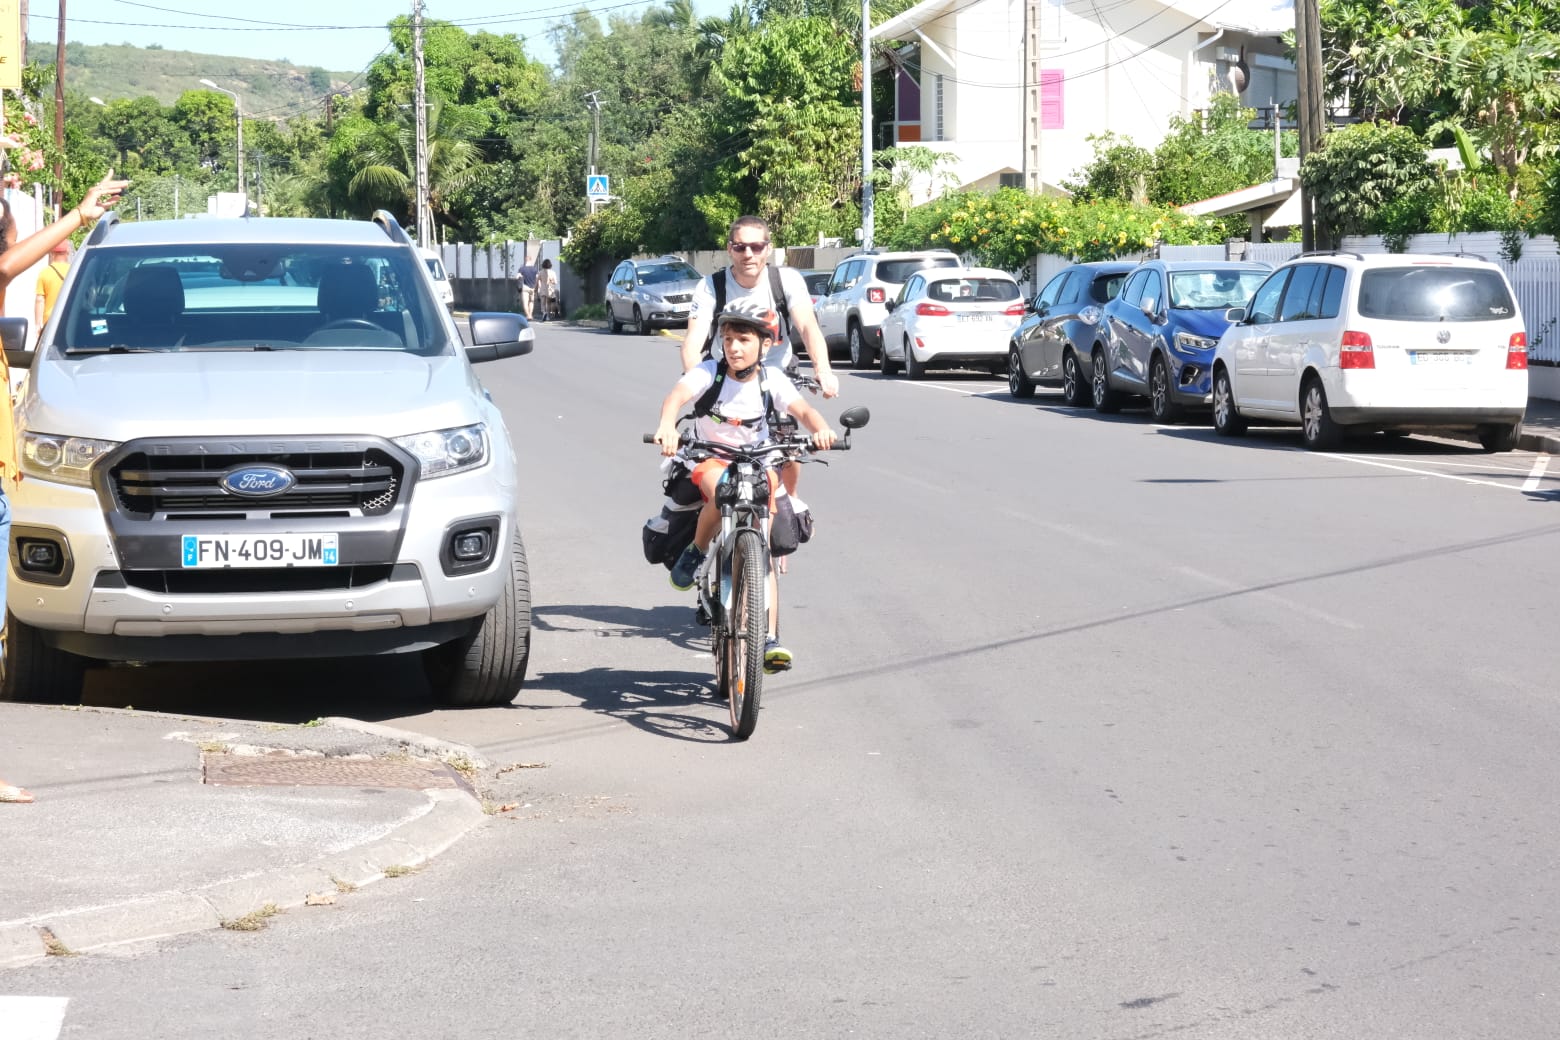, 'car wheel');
1478,421,1522,453
1007,346,1036,398
1149,355,1184,424
848,322,875,368
1061,350,1089,407
1300,377,1343,451
1091,348,1121,413
424,530,533,707
634,305,650,335
879,338,899,375
903,338,925,380
608,305,623,334
0,613,87,703
1211,367,1247,437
